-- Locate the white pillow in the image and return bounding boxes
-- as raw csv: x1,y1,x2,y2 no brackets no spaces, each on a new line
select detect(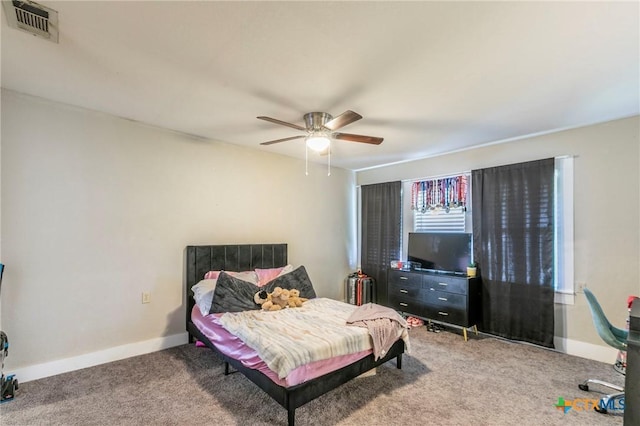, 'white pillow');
227,270,258,284
192,279,217,316
277,264,295,277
